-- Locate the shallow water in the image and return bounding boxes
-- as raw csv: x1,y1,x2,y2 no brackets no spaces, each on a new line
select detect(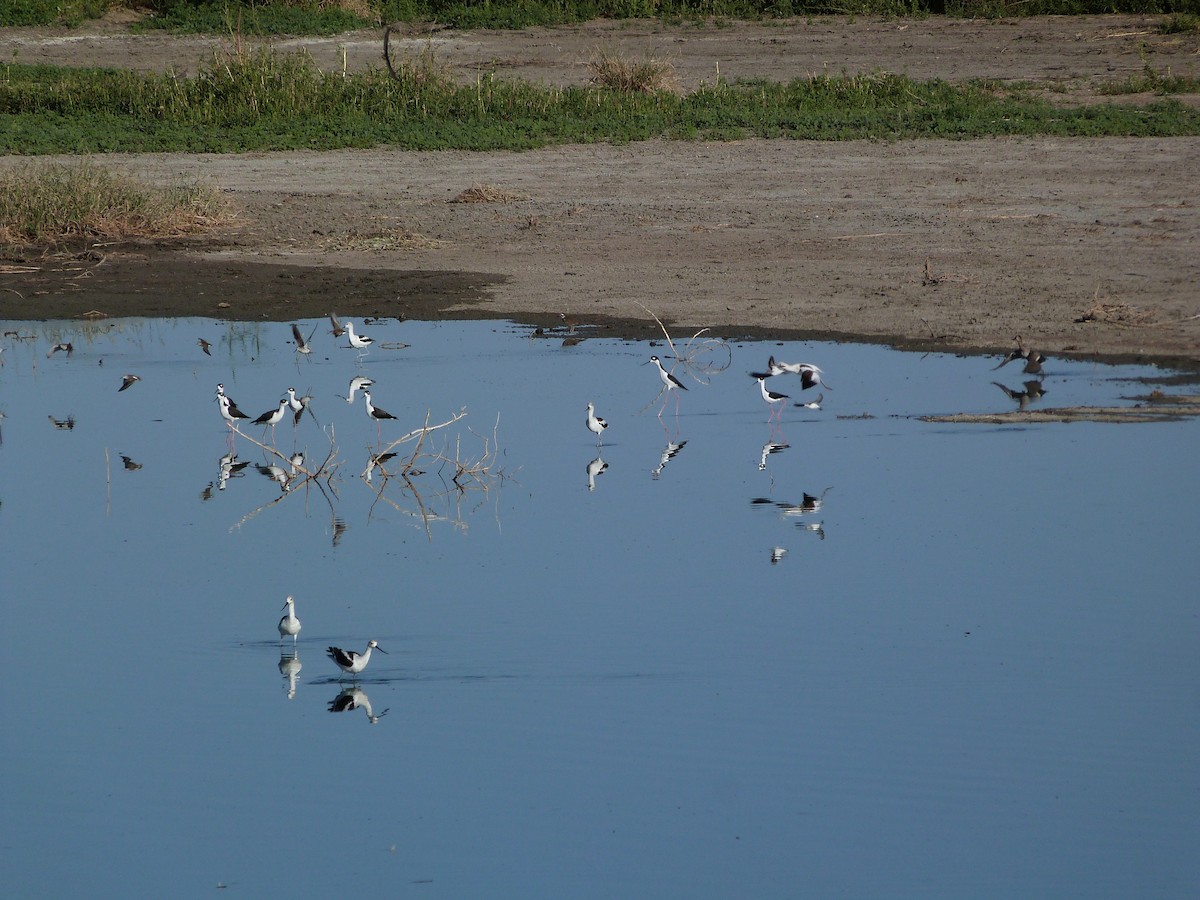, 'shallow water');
2,317,1198,897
